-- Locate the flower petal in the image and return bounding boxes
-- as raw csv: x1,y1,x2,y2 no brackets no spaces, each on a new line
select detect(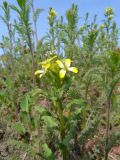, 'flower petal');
68,67,78,73
35,70,44,75
59,69,66,78
64,59,72,68
56,60,64,68
42,63,50,69
39,56,57,65
39,73,44,78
